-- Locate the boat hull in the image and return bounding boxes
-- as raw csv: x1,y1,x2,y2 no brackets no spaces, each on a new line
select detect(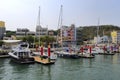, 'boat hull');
10,57,35,64
78,53,95,58
98,53,115,55
79,55,95,58
57,53,79,59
